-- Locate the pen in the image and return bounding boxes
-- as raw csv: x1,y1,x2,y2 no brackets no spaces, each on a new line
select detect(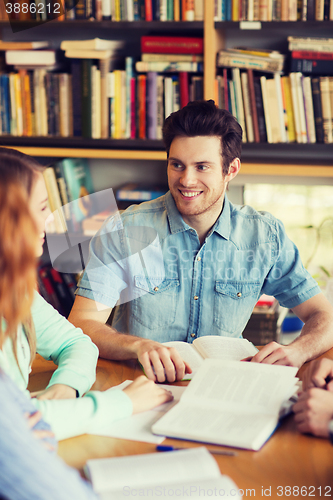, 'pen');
156,445,237,456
